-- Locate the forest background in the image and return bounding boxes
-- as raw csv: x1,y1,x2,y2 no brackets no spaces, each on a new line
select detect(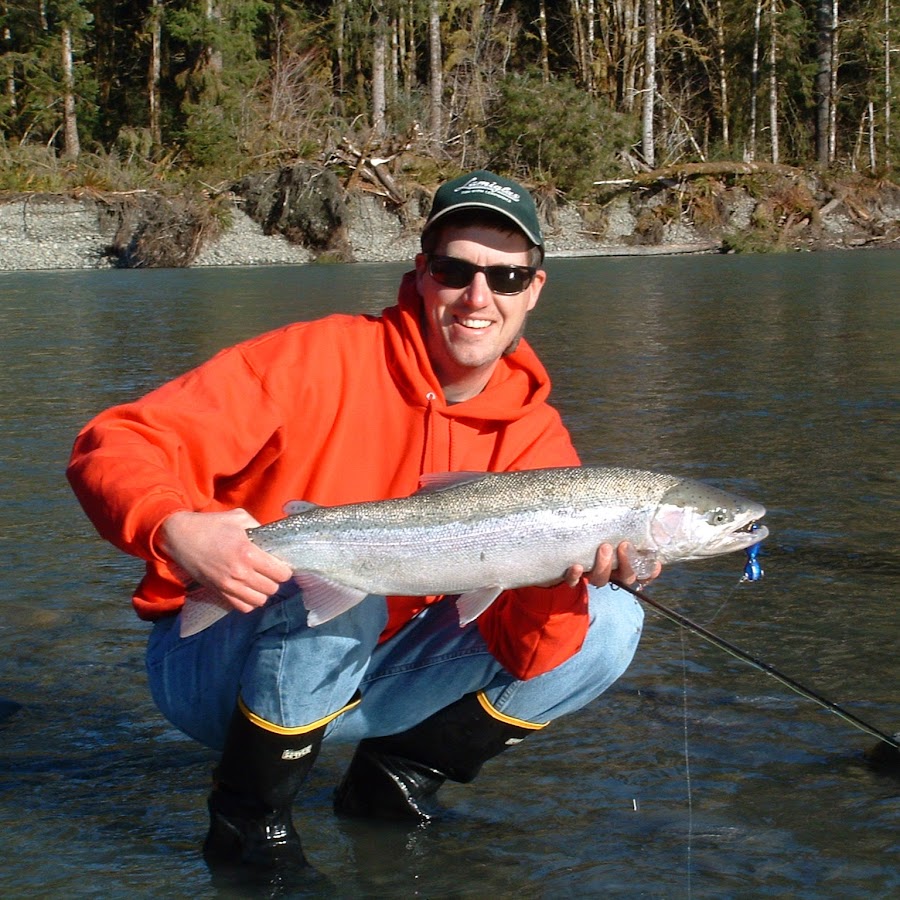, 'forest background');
0,1,898,262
